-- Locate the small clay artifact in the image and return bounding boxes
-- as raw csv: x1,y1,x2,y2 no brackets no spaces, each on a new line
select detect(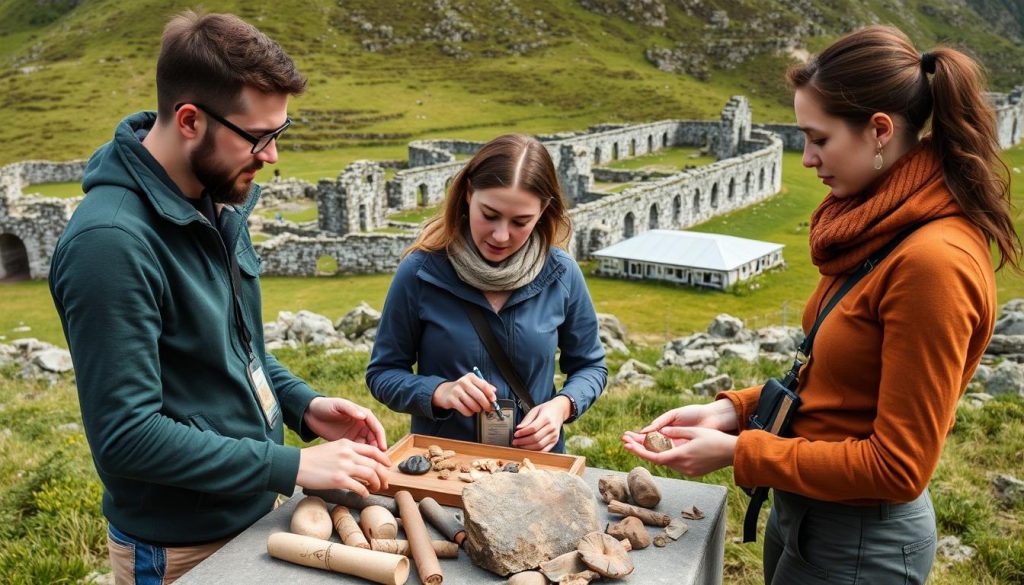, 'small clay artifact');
643,431,673,453
577,531,634,578
606,516,650,550
398,455,431,475
627,466,661,508
653,534,668,547
597,475,628,504
501,462,520,473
